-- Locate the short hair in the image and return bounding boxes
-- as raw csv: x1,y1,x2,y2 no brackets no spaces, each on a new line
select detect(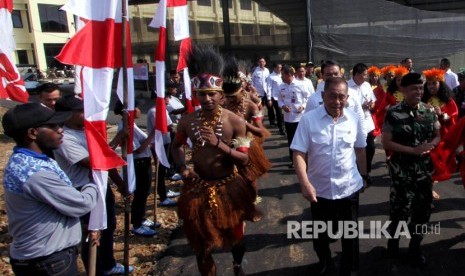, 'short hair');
321,60,341,75
272,62,282,69
282,65,295,75
38,82,60,95
324,77,348,92
441,58,451,67
170,69,178,75
257,56,266,62
352,63,368,77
